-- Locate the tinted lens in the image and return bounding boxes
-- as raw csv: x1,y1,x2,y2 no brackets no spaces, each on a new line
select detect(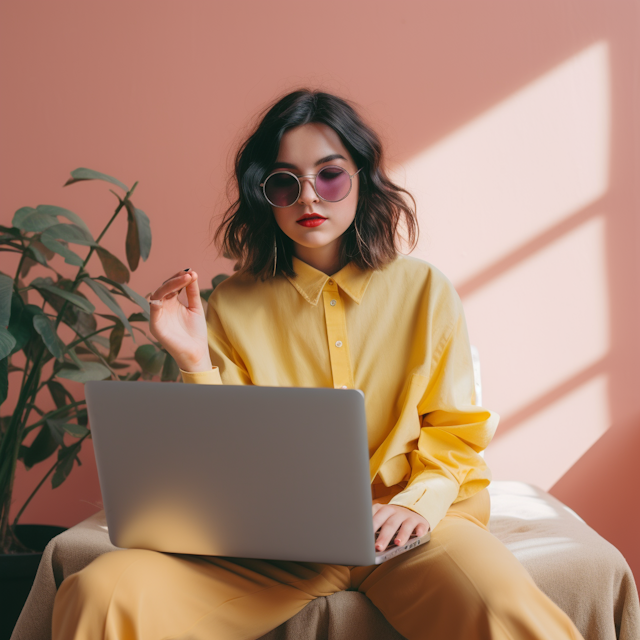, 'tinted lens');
264,172,299,207
316,166,351,202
